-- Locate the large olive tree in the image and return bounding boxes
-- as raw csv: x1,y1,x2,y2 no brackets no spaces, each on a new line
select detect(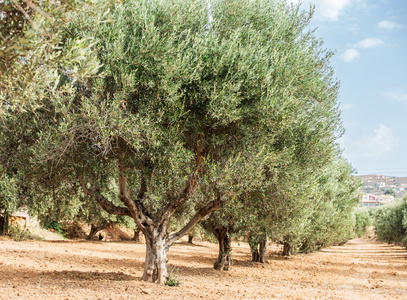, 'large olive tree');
1,0,343,284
